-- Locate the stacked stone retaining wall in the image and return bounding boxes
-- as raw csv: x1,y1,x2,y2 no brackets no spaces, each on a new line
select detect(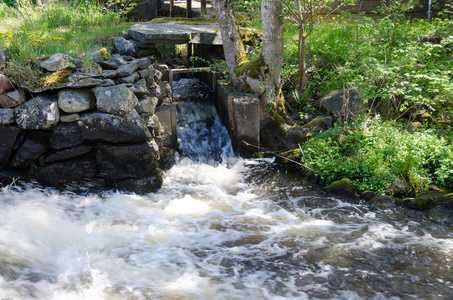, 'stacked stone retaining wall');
0,49,177,193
